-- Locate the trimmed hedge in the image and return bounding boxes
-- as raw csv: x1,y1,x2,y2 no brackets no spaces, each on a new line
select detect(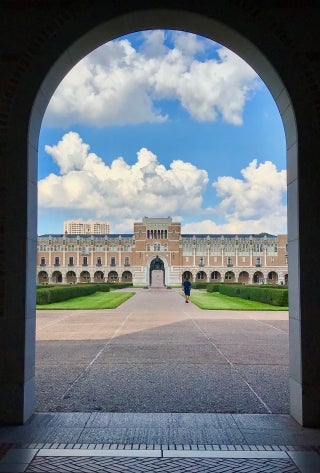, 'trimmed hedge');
191,282,209,289
206,283,221,293
36,284,110,305
108,282,133,290
218,284,288,306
